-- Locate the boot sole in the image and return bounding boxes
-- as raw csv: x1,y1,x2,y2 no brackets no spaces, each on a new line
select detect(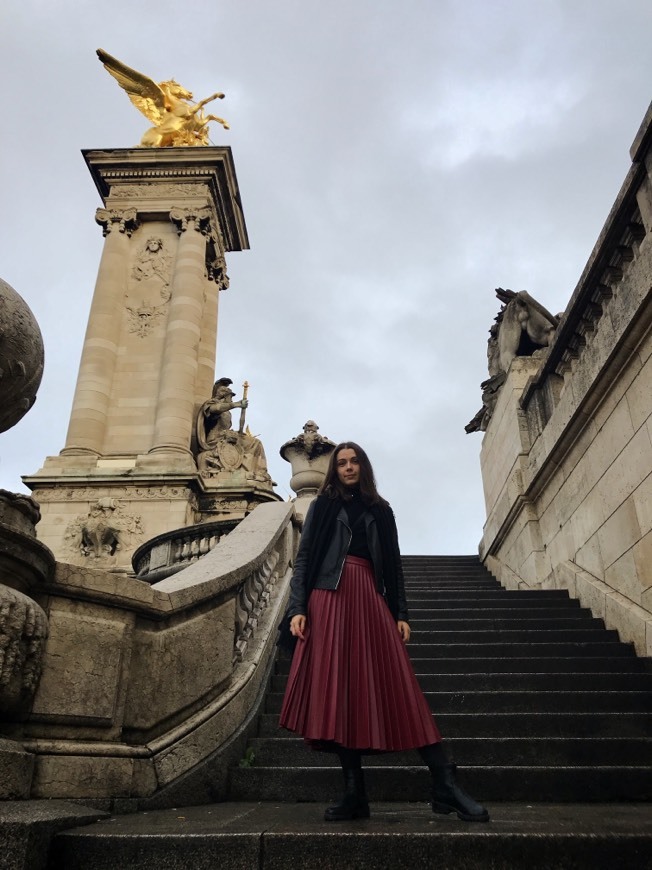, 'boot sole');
432,802,490,823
